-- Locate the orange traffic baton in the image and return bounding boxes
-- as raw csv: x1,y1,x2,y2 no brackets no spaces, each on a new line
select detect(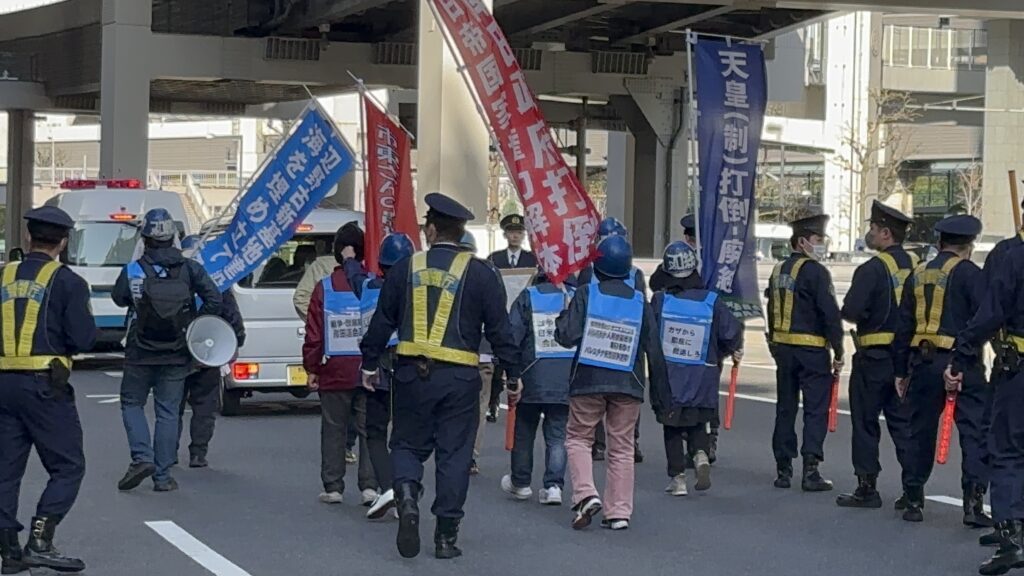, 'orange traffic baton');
827,371,840,433
936,392,957,464
724,363,740,430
